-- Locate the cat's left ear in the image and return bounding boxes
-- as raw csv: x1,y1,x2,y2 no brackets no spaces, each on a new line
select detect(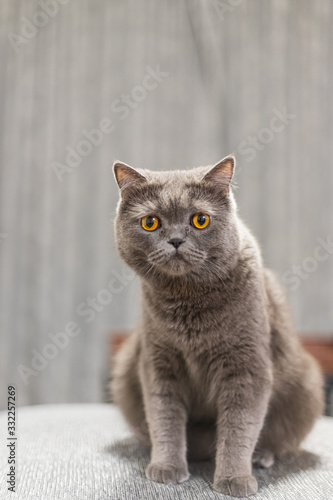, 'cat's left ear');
113,161,147,199
203,155,235,193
